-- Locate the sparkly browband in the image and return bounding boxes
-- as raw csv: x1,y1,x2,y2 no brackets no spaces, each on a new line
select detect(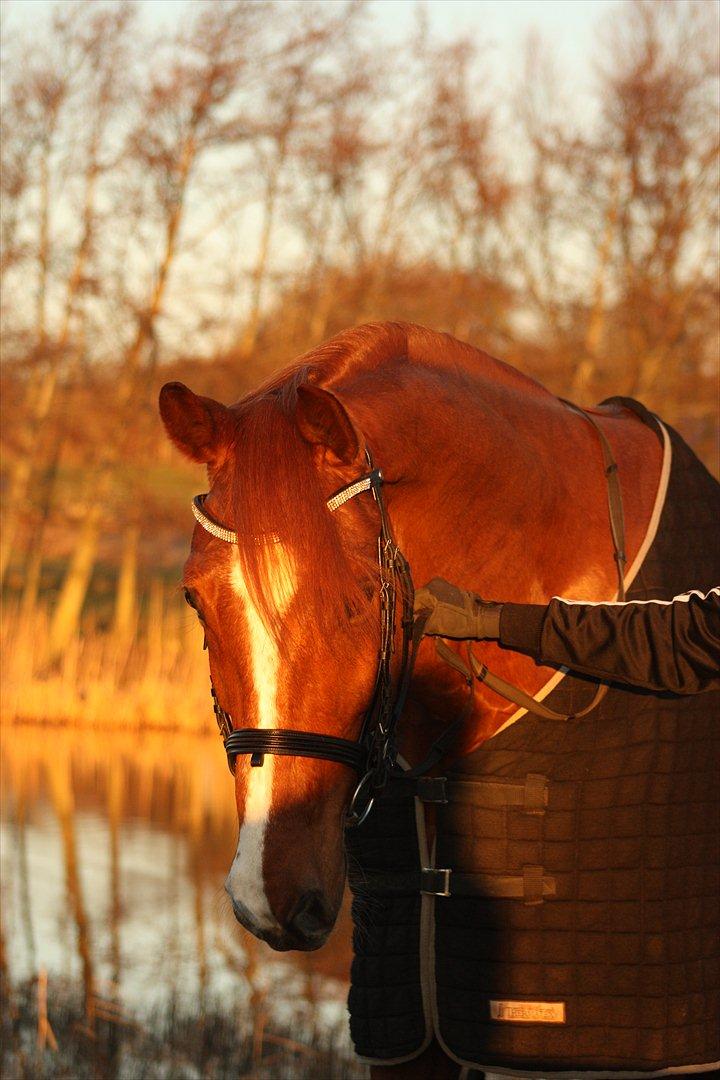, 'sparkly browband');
192,463,382,543
192,495,237,544
326,469,382,512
